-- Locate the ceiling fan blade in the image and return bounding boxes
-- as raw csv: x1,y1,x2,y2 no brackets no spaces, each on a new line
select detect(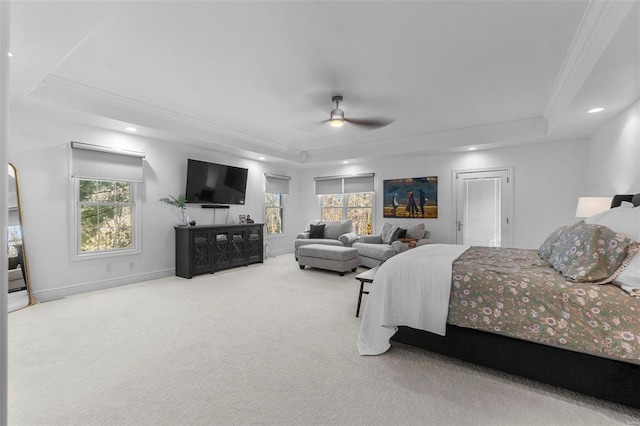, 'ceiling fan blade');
344,117,394,128
292,119,330,131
